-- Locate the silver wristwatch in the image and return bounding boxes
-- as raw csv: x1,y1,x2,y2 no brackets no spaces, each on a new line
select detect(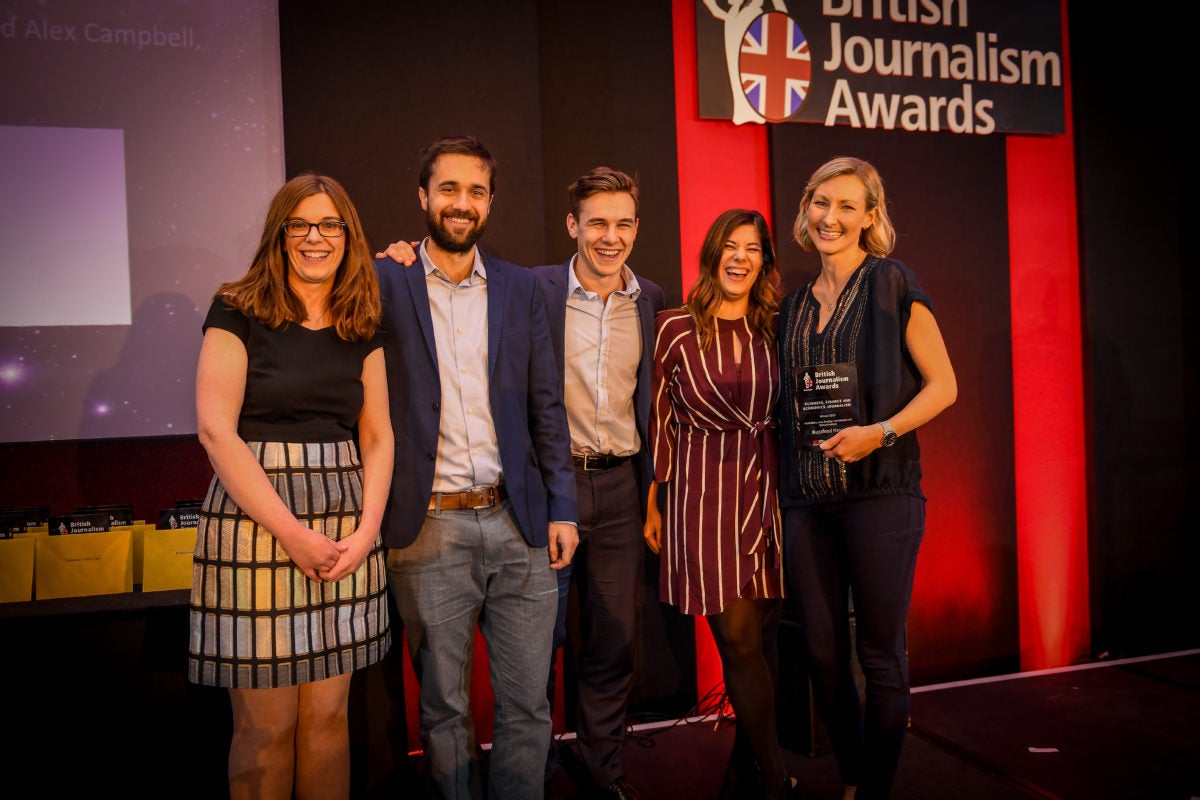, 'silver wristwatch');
879,420,897,447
